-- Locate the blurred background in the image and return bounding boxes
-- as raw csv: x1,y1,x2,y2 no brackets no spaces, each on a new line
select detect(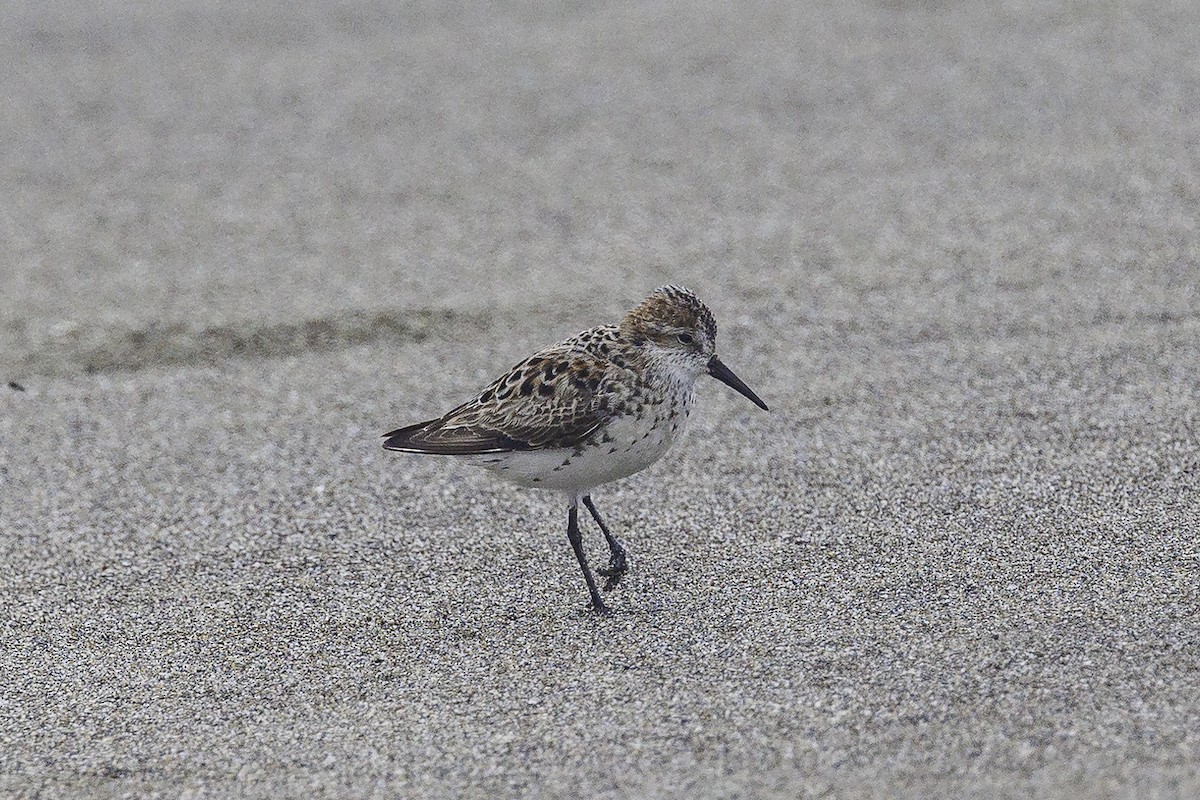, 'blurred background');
5,0,1195,379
